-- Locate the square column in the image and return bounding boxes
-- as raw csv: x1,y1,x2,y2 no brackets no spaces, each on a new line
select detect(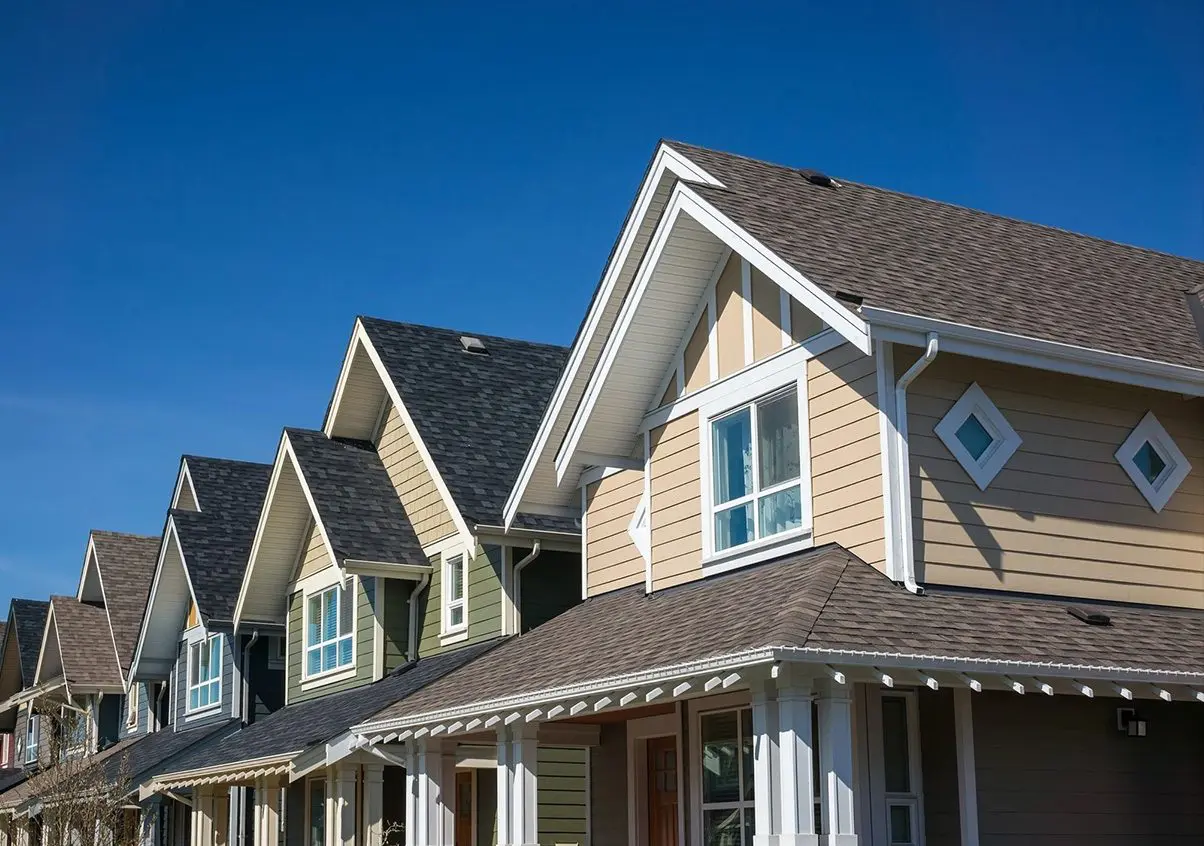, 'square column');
777,668,819,846
361,764,384,846
329,765,357,846
252,779,280,846
750,677,780,846
817,684,858,846
496,727,538,846
408,739,454,846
